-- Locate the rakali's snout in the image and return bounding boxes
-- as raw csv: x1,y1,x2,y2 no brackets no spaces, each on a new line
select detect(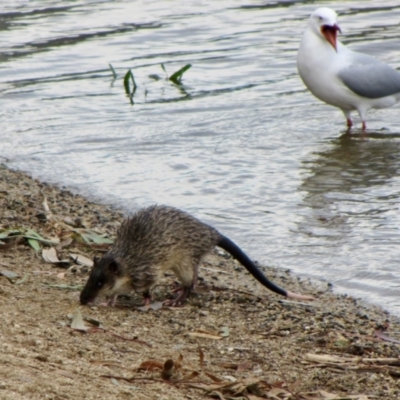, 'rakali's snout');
80,284,95,305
